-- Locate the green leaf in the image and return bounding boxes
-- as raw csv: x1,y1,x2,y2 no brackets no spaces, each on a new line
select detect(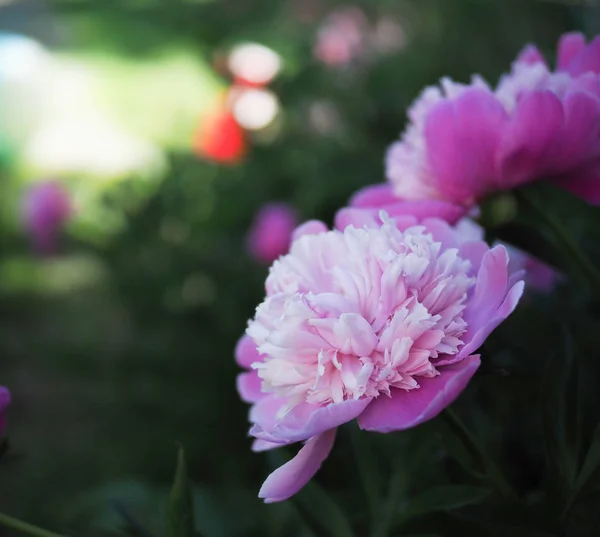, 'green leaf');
575,424,600,493
399,485,491,522
540,325,580,513
291,481,356,537
166,447,196,537
0,438,9,463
